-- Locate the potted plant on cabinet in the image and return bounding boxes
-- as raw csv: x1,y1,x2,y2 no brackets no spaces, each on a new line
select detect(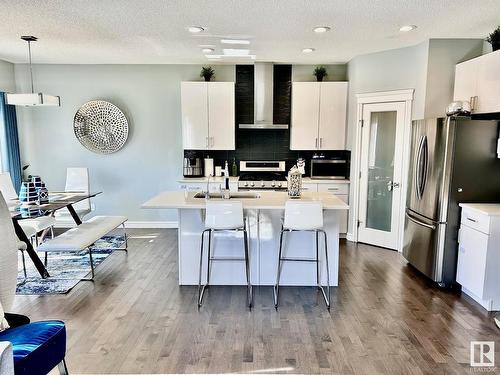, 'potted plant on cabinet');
486,26,500,52
200,66,215,82
313,66,328,82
